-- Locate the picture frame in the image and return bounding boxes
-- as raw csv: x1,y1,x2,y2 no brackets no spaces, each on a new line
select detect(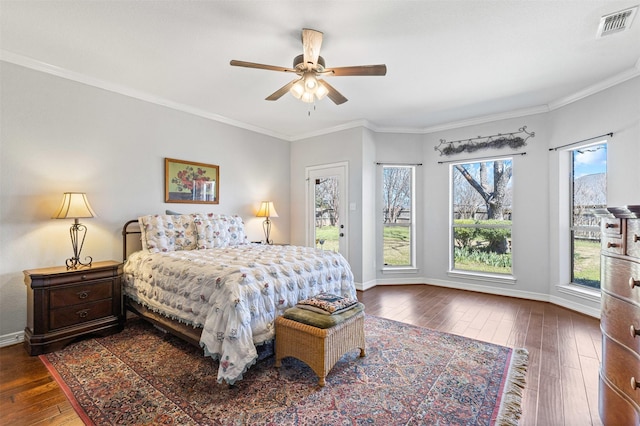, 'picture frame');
165,158,219,204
